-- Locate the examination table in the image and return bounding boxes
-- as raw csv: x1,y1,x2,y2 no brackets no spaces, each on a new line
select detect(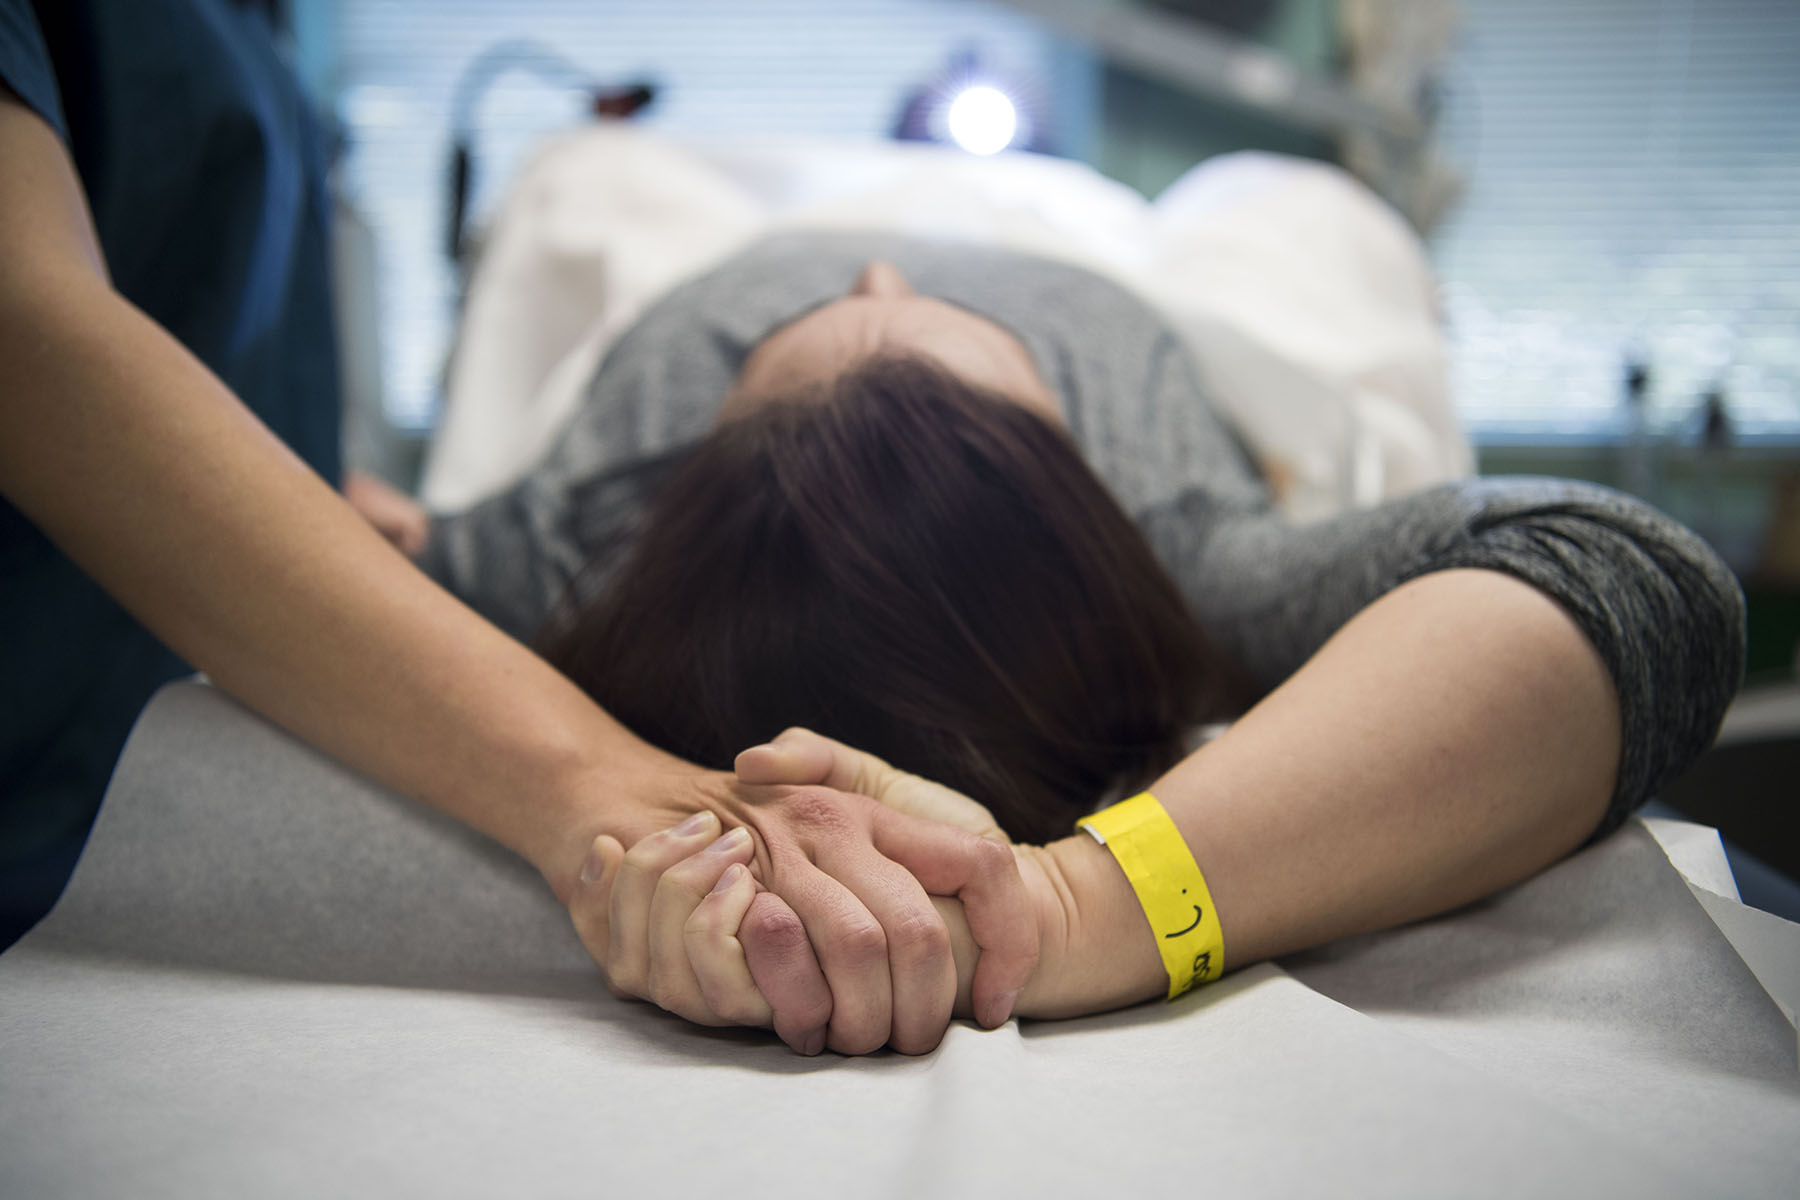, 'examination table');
1,680,1796,1197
